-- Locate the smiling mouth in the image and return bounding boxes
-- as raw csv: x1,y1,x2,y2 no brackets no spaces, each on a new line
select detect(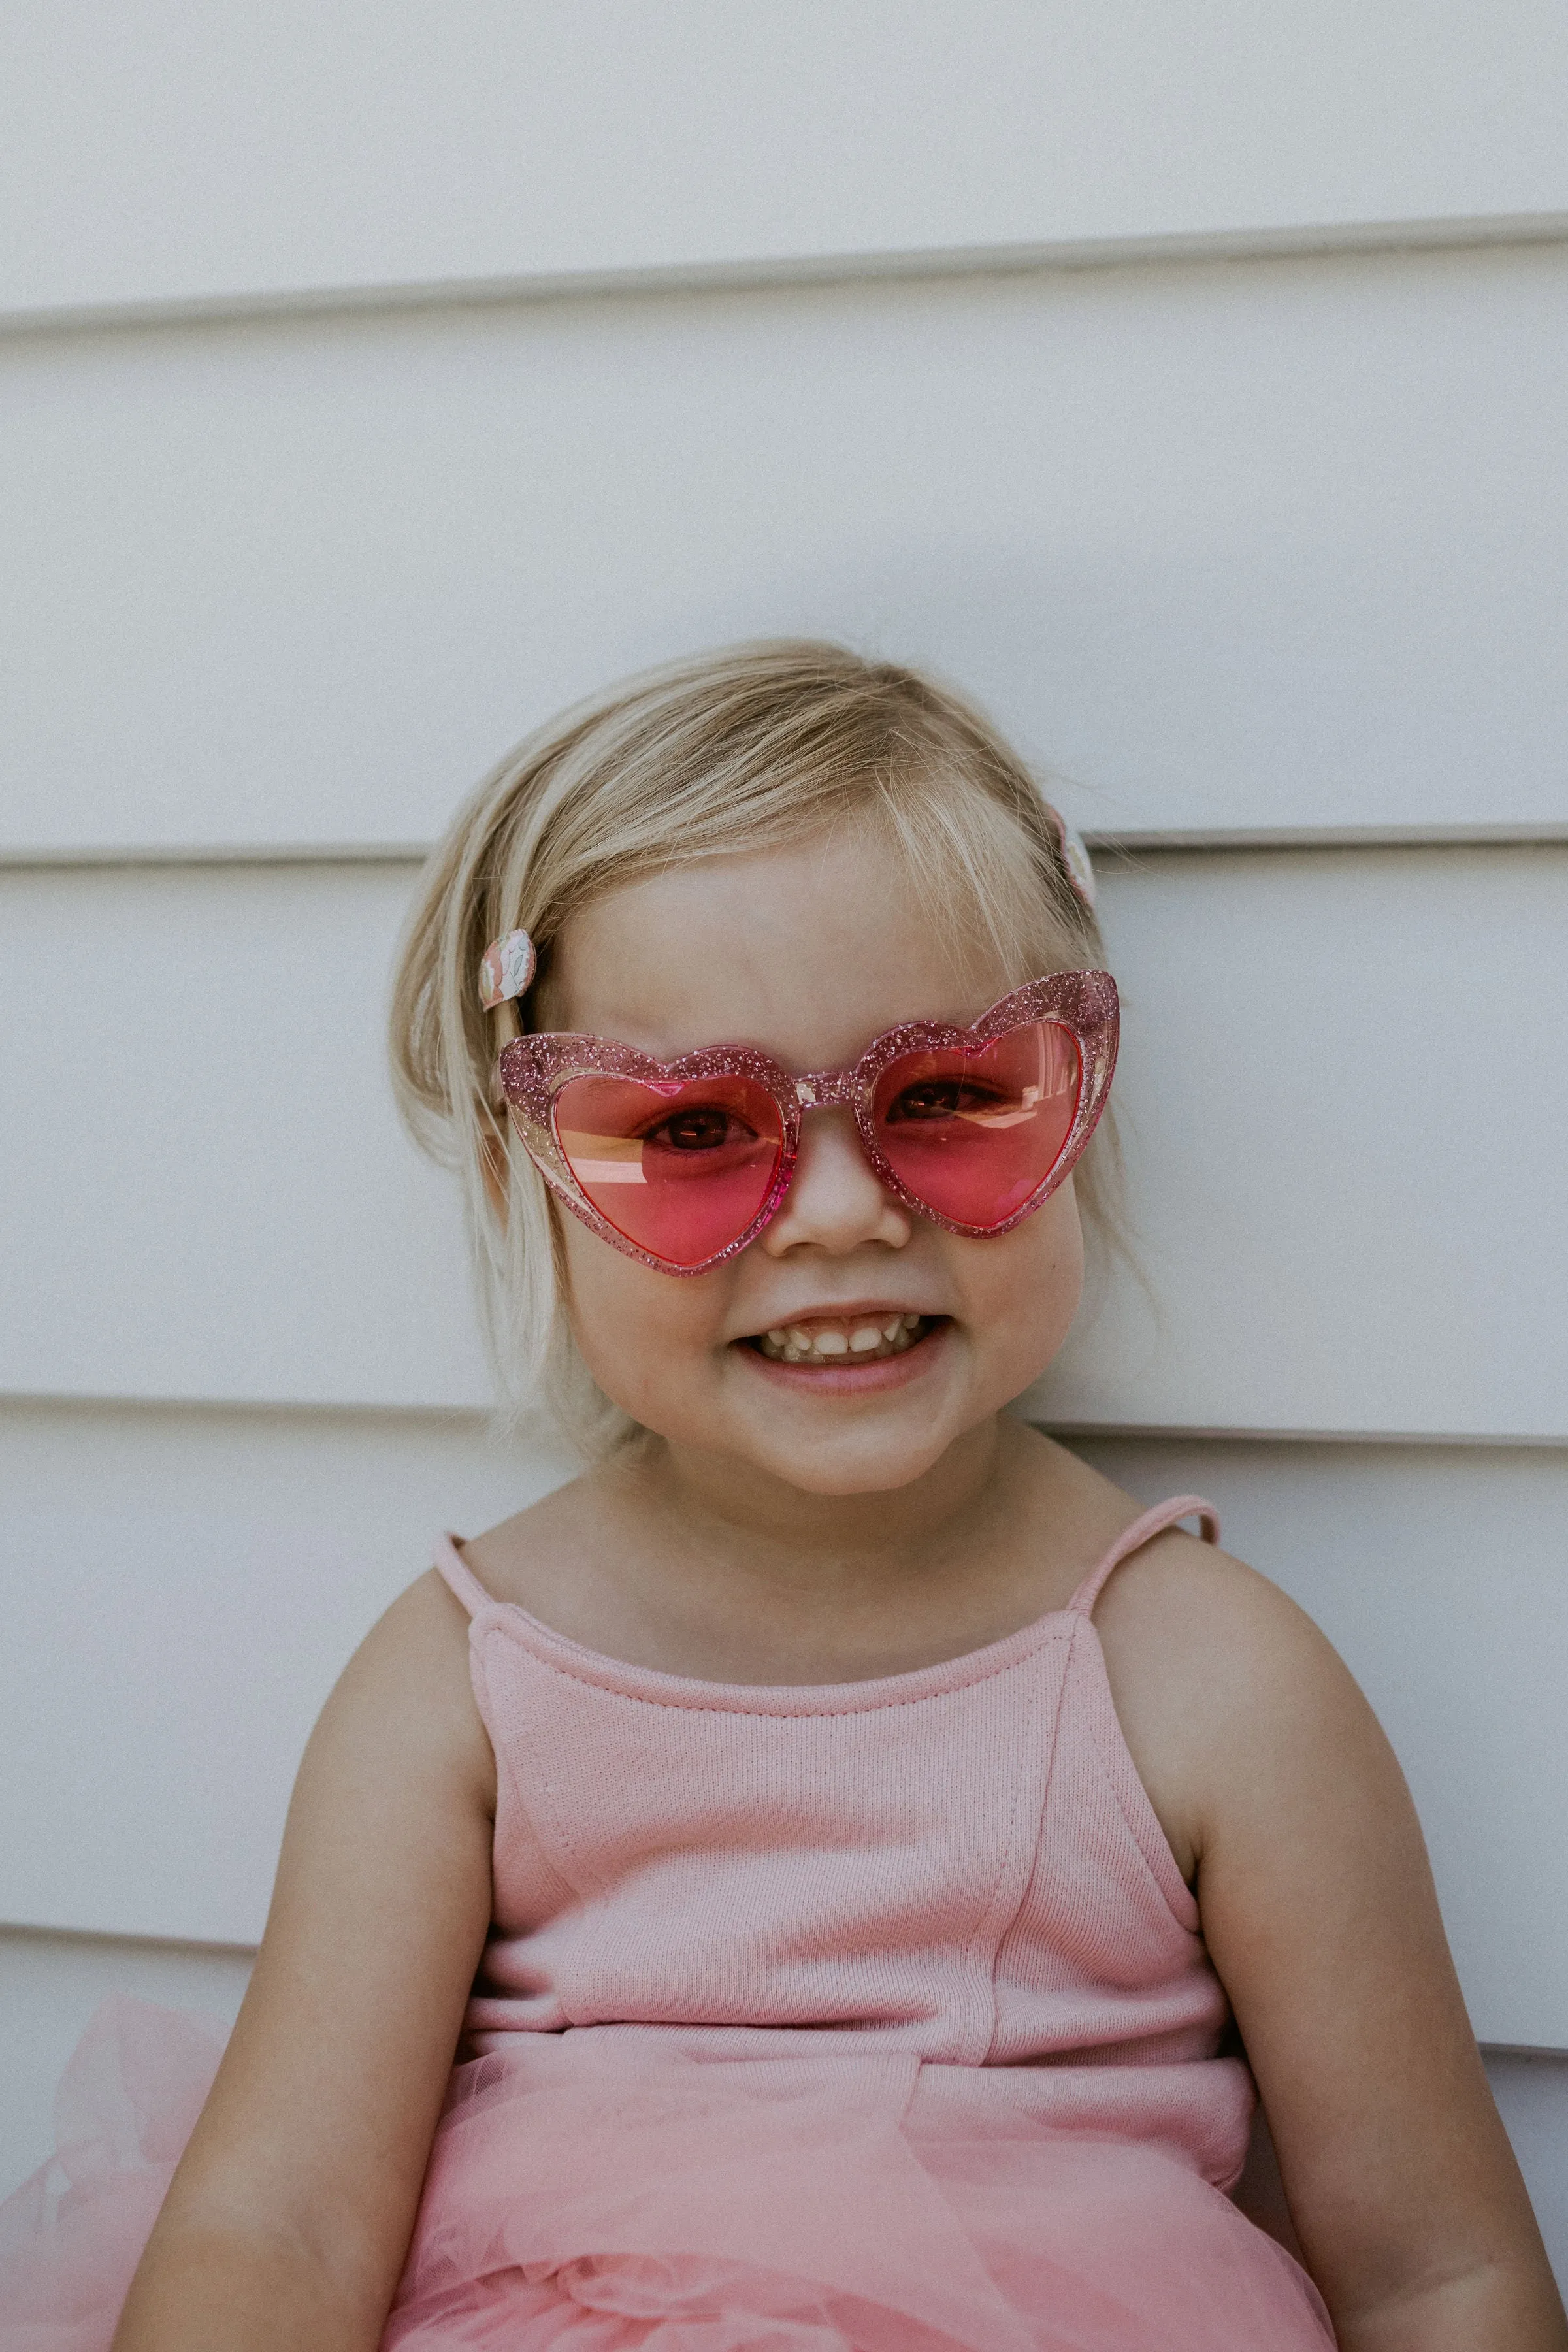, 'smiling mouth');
749,1313,938,1366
